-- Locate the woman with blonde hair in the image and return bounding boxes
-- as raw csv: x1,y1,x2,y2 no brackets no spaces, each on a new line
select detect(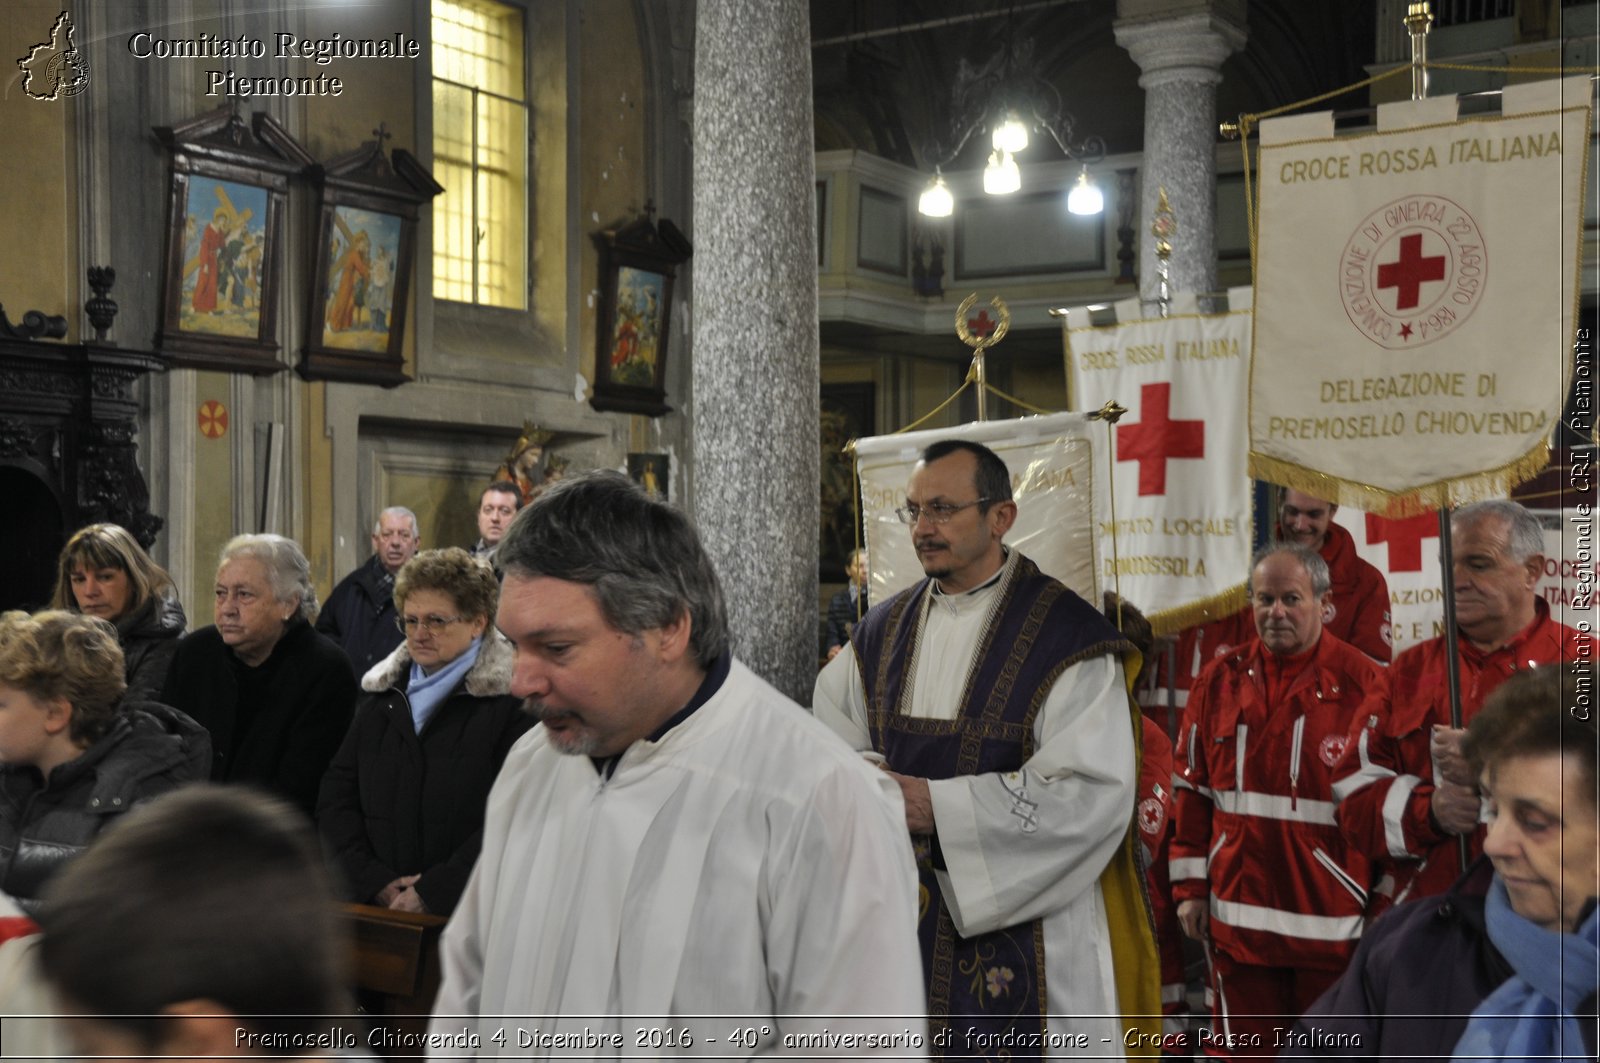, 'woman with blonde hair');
50,524,186,703
0,611,207,912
